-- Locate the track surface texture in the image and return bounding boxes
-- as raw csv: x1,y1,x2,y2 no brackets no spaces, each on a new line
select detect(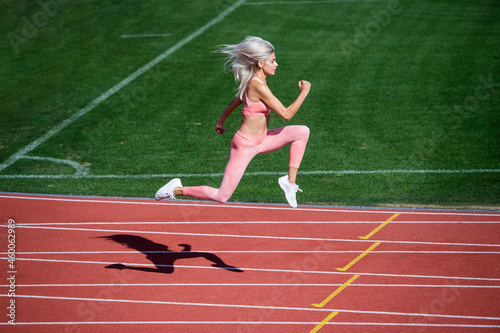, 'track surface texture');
1,193,499,332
